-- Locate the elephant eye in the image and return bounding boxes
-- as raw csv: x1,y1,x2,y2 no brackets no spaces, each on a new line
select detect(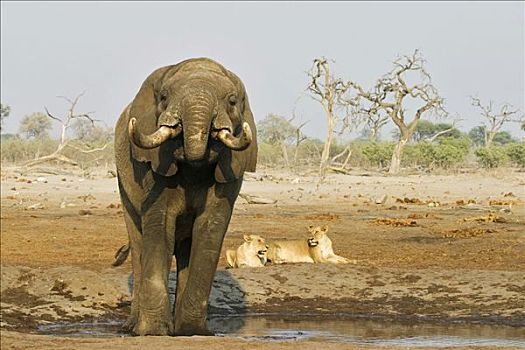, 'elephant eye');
228,95,237,106
159,90,168,102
